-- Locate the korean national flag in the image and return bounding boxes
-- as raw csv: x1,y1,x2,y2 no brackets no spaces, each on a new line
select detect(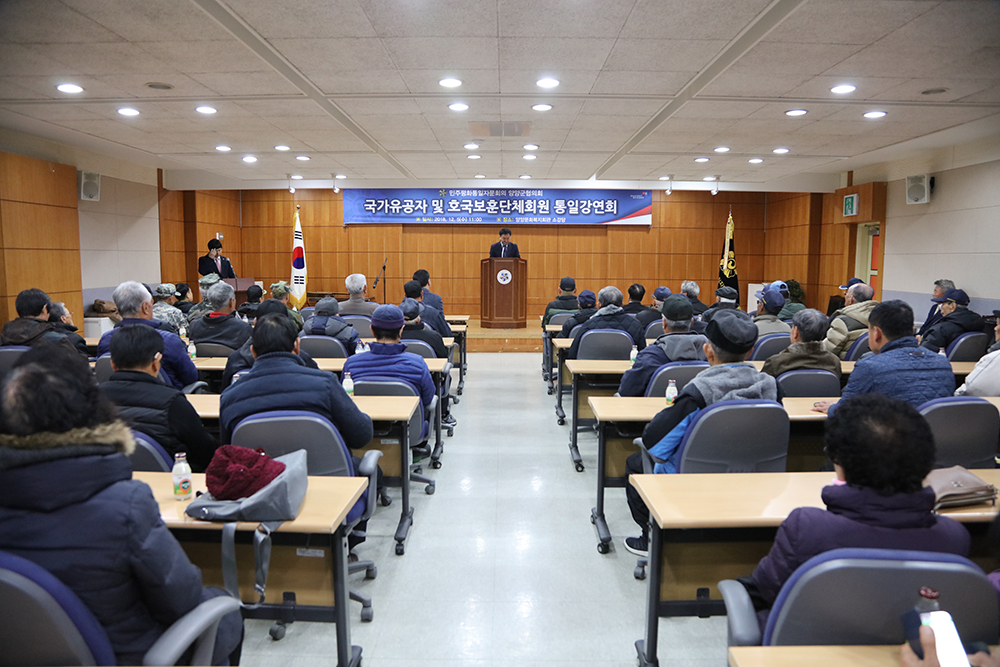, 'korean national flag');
290,207,308,310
